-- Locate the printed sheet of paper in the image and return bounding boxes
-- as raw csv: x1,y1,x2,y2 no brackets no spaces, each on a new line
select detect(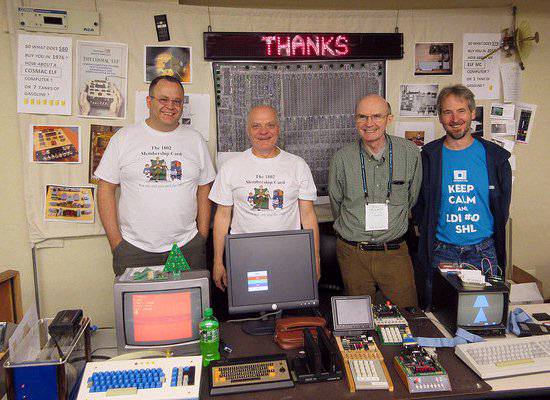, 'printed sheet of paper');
515,103,537,144
17,34,72,115
500,63,521,103
9,306,40,363
490,103,515,120
135,91,210,141
395,121,435,147
490,119,516,136
462,33,501,99
365,203,389,231
77,41,128,119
